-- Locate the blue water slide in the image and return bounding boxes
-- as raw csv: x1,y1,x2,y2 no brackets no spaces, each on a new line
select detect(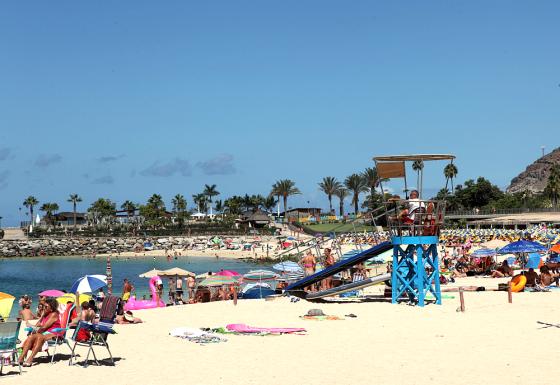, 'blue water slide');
285,241,392,293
